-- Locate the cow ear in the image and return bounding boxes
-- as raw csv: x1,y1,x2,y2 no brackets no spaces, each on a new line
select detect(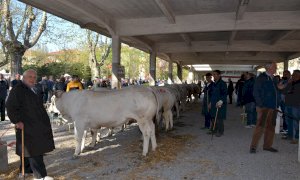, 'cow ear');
54,90,64,98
